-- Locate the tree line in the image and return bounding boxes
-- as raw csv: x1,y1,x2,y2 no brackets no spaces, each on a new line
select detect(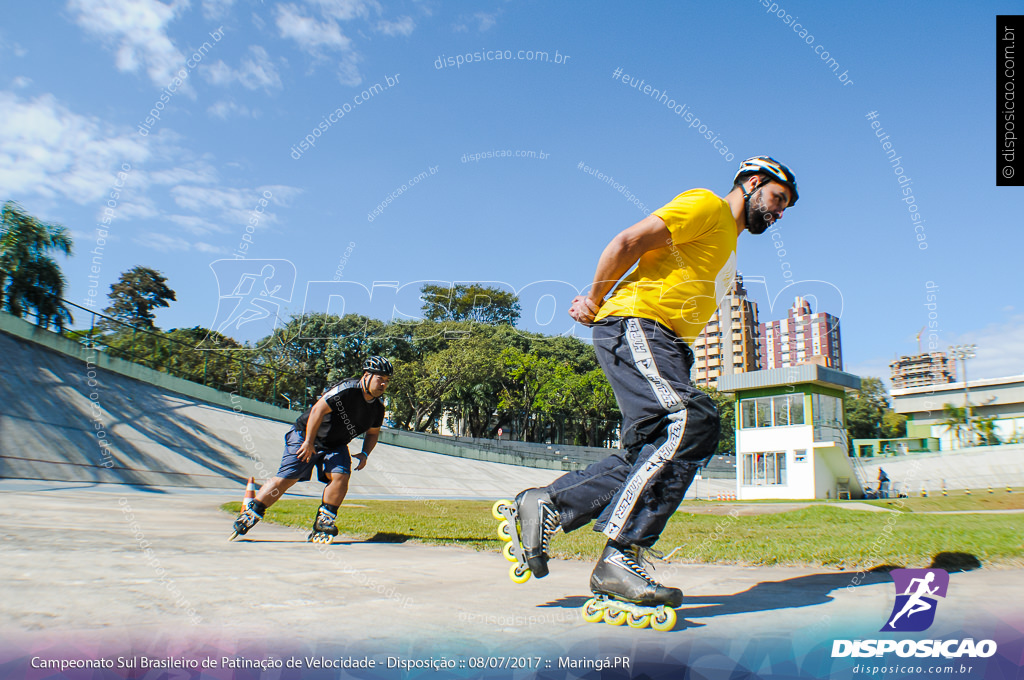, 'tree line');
3,199,934,453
